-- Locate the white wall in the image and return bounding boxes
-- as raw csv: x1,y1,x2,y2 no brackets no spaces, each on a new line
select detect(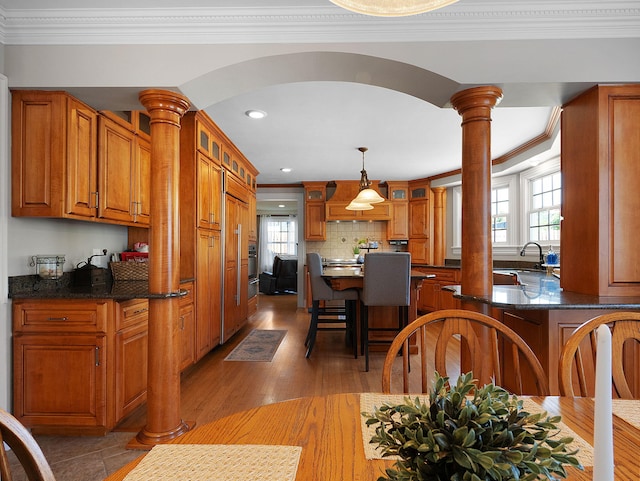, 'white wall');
1,74,10,410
